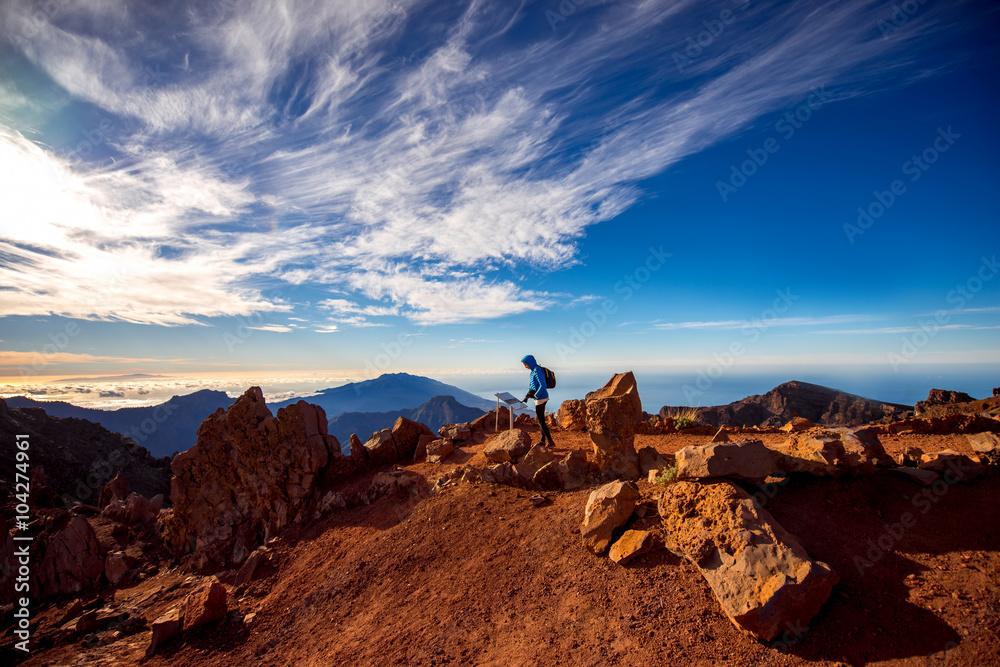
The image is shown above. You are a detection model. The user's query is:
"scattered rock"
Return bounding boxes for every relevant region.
[514,444,556,482]
[438,423,473,442]
[919,450,986,483]
[557,399,588,431]
[98,472,128,509]
[146,608,181,657]
[896,446,924,467]
[105,552,129,586]
[581,481,639,555]
[609,529,656,565]
[391,416,435,461]
[235,547,270,588]
[637,446,669,475]
[481,462,516,486]
[529,494,548,507]
[180,577,228,631]
[585,372,642,479]
[888,467,940,486]
[426,438,455,464]
[470,407,513,434]
[710,427,731,443]
[779,416,815,433]
[532,461,563,490]
[349,433,369,472]
[967,432,1000,463]
[556,450,590,490]
[364,428,399,467]
[776,427,890,475]
[367,470,432,502]
[484,428,531,464]
[676,440,780,482]
[658,480,838,641]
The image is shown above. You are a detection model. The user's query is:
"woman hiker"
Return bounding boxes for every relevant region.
[521,354,555,448]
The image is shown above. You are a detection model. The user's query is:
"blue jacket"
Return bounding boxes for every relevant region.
[521,354,549,401]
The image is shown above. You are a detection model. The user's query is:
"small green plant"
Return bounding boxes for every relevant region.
[654,466,678,486]
[666,407,699,430]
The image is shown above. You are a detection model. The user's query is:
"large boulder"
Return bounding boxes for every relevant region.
[514,445,556,482]
[180,577,228,631]
[557,449,590,490]
[676,440,780,482]
[581,481,639,554]
[775,427,890,475]
[470,407,513,434]
[438,423,473,442]
[658,480,838,641]
[392,416,435,460]
[919,450,986,482]
[484,428,531,464]
[364,428,398,468]
[349,433,369,472]
[585,372,642,479]
[161,387,339,566]
[967,432,1000,464]
[557,399,588,431]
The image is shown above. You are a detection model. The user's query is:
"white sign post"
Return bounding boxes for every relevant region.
[494,392,527,430]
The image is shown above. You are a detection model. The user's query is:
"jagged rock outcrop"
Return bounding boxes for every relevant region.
[915,389,976,415]
[585,372,642,479]
[161,387,348,566]
[659,480,838,641]
[661,381,911,428]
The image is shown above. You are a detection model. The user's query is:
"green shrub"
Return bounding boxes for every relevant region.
[654,466,678,486]
[665,407,699,430]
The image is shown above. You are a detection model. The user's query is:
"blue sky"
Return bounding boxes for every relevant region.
[1,0,998,407]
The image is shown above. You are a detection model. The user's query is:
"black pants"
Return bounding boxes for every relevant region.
[536,401,554,445]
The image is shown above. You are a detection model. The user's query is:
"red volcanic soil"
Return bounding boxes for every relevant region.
[13,429,1000,667]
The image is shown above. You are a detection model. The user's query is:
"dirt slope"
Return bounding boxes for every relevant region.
[12,430,1000,667]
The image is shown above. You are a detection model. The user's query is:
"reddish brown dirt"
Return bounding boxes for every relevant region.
[12,428,1000,667]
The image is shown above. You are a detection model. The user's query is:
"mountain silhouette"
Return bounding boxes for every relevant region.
[328,395,487,451]
[272,372,495,417]
[4,390,234,458]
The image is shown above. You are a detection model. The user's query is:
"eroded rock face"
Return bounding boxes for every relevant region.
[915,389,975,414]
[585,372,642,480]
[676,440,780,482]
[581,481,639,554]
[161,387,344,565]
[557,399,588,431]
[3,511,108,603]
[658,480,838,642]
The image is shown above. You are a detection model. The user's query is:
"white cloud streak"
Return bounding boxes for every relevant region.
[0,0,976,326]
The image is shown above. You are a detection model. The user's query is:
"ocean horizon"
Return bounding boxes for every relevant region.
[3,365,997,414]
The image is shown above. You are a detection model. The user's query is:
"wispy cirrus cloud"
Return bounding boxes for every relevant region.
[0,0,979,327]
[650,314,875,331]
